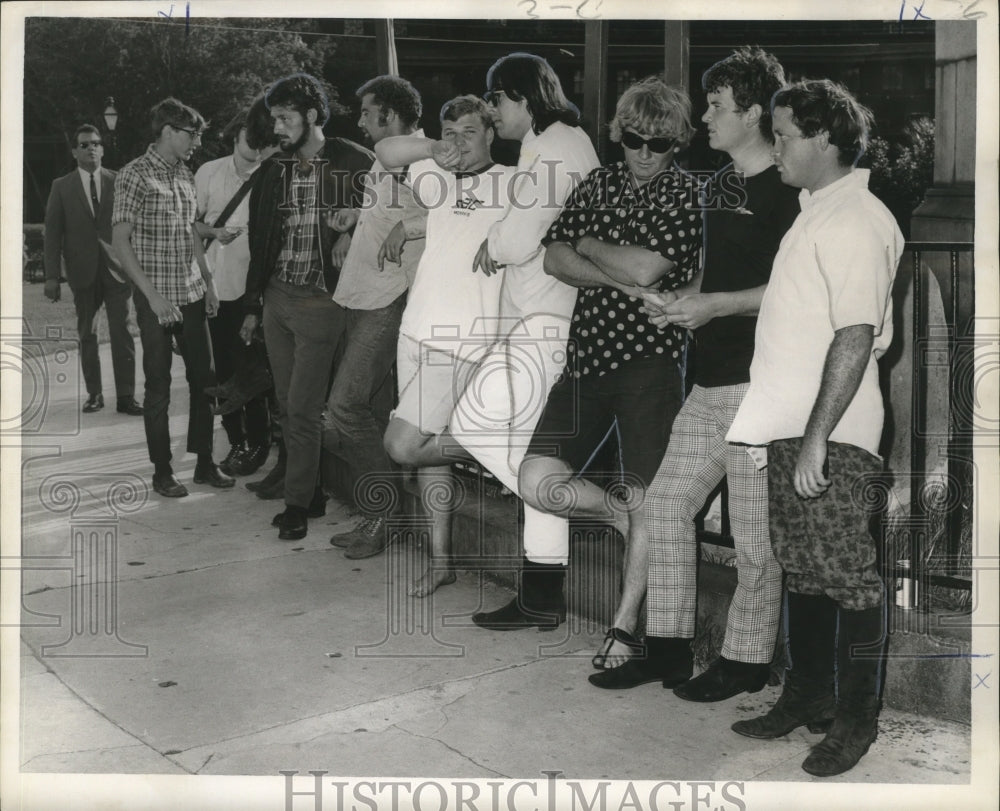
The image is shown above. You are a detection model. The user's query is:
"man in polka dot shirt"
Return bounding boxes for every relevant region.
[515,76,702,668]
[590,48,800,700]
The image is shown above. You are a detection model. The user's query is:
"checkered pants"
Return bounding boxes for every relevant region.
[645,384,782,663]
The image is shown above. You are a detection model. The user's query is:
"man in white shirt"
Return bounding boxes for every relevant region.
[195,109,276,477]
[726,79,904,778]
[375,95,516,595]
[323,76,428,560]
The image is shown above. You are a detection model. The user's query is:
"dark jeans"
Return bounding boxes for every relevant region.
[133,290,215,467]
[72,263,136,398]
[209,296,270,447]
[263,279,344,509]
[527,354,684,488]
[322,293,405,516]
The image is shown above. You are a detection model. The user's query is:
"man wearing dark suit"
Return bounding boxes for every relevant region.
[44,124,141,416]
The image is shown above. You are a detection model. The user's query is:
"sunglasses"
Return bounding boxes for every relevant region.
[483,90,507,106]
[621,131,675,153]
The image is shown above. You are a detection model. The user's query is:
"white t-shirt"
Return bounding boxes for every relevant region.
[194,155,259,301]
[486,121,600,325]
[399,159,515,362]
[727,169,904,456]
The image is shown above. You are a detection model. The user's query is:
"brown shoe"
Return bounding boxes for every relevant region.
[343,516,390,559]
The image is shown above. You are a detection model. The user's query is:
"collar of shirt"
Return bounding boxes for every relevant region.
[144,143,184,173]
[230,152,259,183]
[798,167,870,211]
[77,166,100,196]
[292,141,327,176]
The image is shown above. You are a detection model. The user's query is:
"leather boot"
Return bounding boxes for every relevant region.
[732,592,838,739]
[801,604,886,777]
[247,437,286,499]
[588,635,693,689]
[472,556,566,631]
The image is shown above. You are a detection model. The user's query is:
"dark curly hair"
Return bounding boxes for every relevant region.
[265,73,332,126]
[772,79,875,167]
[244,94,281,151]
[702,46,786,142]
[356,75,422,130]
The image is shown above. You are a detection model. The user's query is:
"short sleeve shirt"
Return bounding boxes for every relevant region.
[194,154,259,301]
[112,144,206,307]
[333,136,428,310]
[543,162,702,378]
[694,164,801,387]
[727,169,904,455]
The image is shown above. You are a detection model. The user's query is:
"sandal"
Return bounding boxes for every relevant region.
[592,627,645,670]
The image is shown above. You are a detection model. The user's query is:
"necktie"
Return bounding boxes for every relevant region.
[89,172,100,217]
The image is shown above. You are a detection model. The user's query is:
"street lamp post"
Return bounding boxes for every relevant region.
[103,96,118,168]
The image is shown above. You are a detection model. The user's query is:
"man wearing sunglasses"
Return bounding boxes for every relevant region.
[593,48,799,701]
[112,97,232,498]
[44,124,141,417]
[510,77,702,665]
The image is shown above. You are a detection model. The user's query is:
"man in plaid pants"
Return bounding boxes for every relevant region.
[590,48,799,695]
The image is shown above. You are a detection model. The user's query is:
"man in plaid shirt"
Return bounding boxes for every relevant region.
[112,97,233,498]
[241,73,373,541]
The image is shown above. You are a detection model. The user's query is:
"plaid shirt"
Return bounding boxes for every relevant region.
[112,144,206,307]
[275,159,326,291]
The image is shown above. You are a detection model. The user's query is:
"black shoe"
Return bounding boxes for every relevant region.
[231,443,269,477]
[307,487,328,519]
[673,657,769,703]
[82,393,104,413]
[193,464,235,489]
[116,396,143,416]
[588,659,664,690]
[219,442,246,476]
[152,472,188,498]
[274,507,307,541]
[472,557,566,631]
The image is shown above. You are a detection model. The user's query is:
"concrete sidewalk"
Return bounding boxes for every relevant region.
[4,342,990,810]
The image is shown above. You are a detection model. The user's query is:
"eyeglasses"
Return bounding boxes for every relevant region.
[621,131,676,154]
[483,90,507,107]
[77,141,103,149]
[172,125,204,139]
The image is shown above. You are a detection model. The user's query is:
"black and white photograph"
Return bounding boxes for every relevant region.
[1,1,997,809]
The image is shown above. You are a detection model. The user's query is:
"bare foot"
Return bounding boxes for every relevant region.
[408,566,457,598]
[600,639,636,670]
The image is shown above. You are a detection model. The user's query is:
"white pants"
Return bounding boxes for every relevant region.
[449,312,571,564]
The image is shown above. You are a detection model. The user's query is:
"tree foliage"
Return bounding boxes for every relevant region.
[24,17,338,166]
[863,116,935,236]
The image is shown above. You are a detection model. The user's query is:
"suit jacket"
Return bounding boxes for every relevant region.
[44,167,116,289]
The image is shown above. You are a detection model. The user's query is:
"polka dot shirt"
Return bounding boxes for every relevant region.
[543,162,702,378]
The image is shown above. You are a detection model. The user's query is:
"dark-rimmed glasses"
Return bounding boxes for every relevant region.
[621,131,675,154]
[172,125,204,139]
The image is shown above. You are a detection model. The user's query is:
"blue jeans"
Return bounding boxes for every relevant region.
[263,279,344,509]
[133,290,215,467]
[322,293,405,515]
